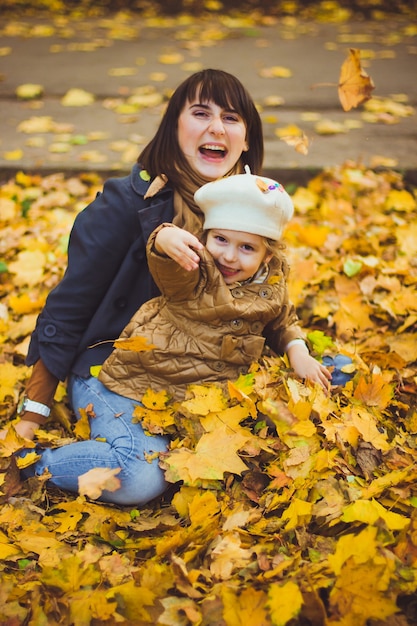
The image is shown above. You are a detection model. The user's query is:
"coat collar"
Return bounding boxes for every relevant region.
[130,163,174,243]
[130,163,172,198]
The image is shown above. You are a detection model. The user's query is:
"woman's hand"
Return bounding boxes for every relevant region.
[287,343,332,392]
[155,225,204,271]
[0,419,38,441]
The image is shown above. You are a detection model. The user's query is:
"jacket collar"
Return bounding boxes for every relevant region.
[130,163,172,199]
[130,163,174,242]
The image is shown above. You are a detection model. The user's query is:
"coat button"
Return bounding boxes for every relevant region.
[114,297,128,309]
[231,288,244,298]
[212,360,225,371]
[44,324,57,337]
[230,318,243,329]
[259,286,273,299]
[251,321,263,333]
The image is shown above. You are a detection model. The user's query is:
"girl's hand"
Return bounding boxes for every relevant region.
[287,343,332,392]
[155,226,204,271]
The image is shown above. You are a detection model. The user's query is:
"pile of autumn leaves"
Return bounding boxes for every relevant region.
[0,163,417,626]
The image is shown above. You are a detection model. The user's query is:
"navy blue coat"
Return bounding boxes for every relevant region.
[26,164,175,381]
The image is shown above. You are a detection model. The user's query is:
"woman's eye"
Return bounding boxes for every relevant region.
[242,245,254,252]
[223,113,240,123]
[194,109,209,118]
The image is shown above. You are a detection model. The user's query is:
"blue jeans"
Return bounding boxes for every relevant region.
[24,376,170,506]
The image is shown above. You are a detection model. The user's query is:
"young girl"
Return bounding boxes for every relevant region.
[99,168,331,402]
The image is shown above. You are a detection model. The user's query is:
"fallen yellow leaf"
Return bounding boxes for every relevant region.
[61,88,95,106]
[16,83,44,100]
[78,467,121,500]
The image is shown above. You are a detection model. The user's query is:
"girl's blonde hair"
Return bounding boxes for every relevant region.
[264,237,286,260]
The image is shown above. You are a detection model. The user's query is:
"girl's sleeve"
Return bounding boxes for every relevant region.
[146,225,203,301]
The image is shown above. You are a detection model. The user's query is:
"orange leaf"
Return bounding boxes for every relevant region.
[338,48,375,111]
[353,374,394,410]
[78,467,121,500]
[73,404,93,440]
[114,336,156,351]
[280,131,310,155]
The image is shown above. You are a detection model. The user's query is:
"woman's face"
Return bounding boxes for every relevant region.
[177,98,248,180]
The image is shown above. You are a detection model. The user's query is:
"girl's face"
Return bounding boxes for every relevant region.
[206,229,272,285]
[177,99,248,180]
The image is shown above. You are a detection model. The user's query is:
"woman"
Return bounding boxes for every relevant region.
[14,69,264,505]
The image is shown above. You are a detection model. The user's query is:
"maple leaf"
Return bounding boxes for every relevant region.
[353,374,394,410]
[0,363,30,403]
[163,424,249,484]
[8,249,47,287]
[222,586,269,626]
[159,596,201,626]
[333,292,374,337]
[228,378,257,418]
[107,578,158,622]
[362,466,417,499]
[41,554,101,593]
[200,404,251,434]
[70,587,119,624]
[338,48,375,112]
[8,292,45,315]
[281,497,313,530]
[268,580,304,626]
[341,499,409,531]
[329,560,398,624]
[181,385,228,416]
[0,424,36,457]
[386,333,417,364]
[73,404,92,440]
[280,131,310,155]
[15,450,41,469]
[78,467,121,500]
[133,404,175,434]
[209,532,254,580]
[114,335,156,351]
[328,525,379,575]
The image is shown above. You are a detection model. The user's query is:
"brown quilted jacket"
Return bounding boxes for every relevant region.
[98,228,305,402]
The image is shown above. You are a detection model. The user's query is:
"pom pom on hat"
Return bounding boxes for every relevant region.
[194,165,294,241]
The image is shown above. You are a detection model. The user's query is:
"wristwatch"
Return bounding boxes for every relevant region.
[17,397,51,418]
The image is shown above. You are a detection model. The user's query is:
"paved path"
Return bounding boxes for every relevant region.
[0,13,416,183]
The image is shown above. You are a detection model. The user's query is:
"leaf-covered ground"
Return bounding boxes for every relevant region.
[0,162,416,625]
[1,0,416,19]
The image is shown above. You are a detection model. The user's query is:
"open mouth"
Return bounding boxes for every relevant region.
[199,144,227,159]
[218,264,238,277]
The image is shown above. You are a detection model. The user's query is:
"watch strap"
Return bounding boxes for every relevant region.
[20,398,51,418]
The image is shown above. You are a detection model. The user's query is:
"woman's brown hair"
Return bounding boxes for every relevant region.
[138,69,264,188]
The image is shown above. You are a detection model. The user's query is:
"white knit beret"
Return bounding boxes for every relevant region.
[194,166,294,241]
